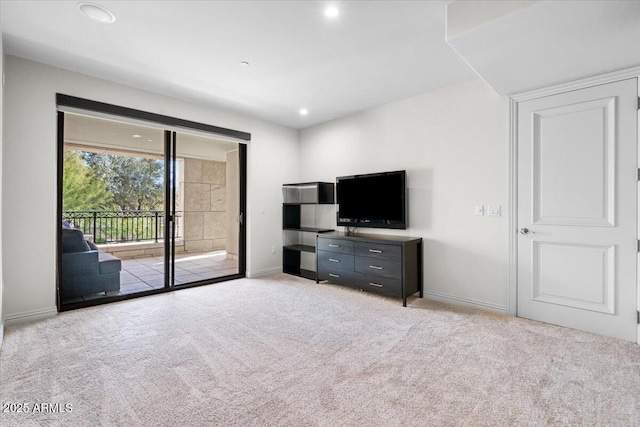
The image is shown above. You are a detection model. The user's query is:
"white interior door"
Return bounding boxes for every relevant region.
[517,78,638,341]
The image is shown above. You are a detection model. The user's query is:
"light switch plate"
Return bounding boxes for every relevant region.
[475,205,484,216]
[487,205,502,216]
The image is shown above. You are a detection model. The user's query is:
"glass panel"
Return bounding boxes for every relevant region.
[173,131,240,285]
[61,113,166,304]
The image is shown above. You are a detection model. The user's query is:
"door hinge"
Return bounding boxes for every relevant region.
[637,97,640,110]
[637,310,640,324]
[637,240,640,252]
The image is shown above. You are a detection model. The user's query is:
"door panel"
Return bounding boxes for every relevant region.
[532,97,616,226]
[226,150,240,259]
[517,78,638,341]
[60,112,168,305]
[171,131,242,286]
[532,241,615,314]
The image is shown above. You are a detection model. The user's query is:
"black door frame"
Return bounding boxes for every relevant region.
[56,95,250,312]
[164,130,175,289]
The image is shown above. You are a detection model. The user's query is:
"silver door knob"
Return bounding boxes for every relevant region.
[520,228,535,235]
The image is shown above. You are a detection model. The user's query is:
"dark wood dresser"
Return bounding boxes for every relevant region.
[316,232,423,306]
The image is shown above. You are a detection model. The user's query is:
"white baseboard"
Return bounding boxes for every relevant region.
[246,266,282,279]
[424,290,507,315]
[4,307,57,327]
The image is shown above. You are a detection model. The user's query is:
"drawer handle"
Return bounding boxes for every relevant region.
[369,282,383,288]
[329,244,340,248]
[329,273,340,278]
[369,249,383,253]
[369,265,383,270]
[329,258,340,262]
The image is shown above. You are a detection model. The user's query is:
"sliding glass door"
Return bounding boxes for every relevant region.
[60,113,168,303]
[166,131,242,288]
[57,98,248,310]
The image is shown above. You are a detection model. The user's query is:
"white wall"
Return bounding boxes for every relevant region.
[299,79,509,311]
[2,56,298,322]
[0,31,5,344]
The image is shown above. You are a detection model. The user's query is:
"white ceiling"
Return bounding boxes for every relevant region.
[64,112,239,162]
[446,0,640,96]
[0,0,476,129]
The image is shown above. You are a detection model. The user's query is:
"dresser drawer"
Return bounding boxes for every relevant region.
[355,256,402,279]
[318,250,355,270]
[355,273,402,297]
[318,238,354,254]
[318,266,355,287]
[355,241,401,261]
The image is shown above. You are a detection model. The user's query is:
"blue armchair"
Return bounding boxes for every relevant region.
[61,229,121,299]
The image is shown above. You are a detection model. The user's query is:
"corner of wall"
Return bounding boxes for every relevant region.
[1,56,301,321]
[297,79,510,312]
[0,29,5,347]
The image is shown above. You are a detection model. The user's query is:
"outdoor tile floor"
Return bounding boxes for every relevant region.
[65,250,239,303]
[120,250,239,294]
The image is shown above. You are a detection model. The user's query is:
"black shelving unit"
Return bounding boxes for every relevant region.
[282,182,335,280]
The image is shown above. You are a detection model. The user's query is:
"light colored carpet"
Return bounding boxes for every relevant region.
[1,273,639,426]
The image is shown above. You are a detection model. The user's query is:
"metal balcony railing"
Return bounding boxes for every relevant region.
[62,210,182,244]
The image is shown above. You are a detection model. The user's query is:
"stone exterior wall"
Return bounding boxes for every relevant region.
[99,240,185,260]
[181,158,226,252]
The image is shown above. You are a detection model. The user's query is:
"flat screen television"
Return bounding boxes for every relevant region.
[336,170,407,229]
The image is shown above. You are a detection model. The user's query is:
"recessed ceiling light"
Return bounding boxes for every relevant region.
[240,61,250,67]
[324,6,340,18]
[77,2,116,24]
[299,108,309,116]
[132,134,142,138]
[147,139,153,142]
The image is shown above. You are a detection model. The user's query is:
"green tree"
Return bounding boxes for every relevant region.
[63,151,113,211]
[83,153,164,211]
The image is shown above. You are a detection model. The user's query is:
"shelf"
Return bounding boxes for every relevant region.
[284,227,334,233]
[283,202,334,205]
[283,268,317,281]
[282,181,335,281]
[283,244,316,253]
[282,182,335,204]
[283,181,329,186]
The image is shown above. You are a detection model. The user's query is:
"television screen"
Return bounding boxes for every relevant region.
[336,170,407,229]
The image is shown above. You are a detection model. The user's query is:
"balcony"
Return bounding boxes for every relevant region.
[61,210,238,302]
[63,210,182,245]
